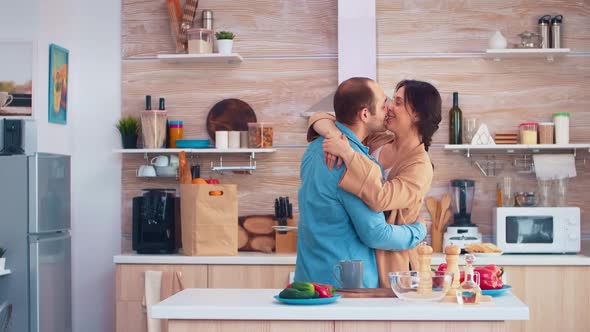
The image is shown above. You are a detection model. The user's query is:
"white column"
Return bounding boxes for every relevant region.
[337,0,376,83]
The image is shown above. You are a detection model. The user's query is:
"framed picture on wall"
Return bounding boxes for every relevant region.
[0,41,33,116]
[48,43,69,124]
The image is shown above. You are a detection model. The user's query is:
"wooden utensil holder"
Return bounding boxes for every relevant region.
[431,228,444,253]
[275,218,297,253]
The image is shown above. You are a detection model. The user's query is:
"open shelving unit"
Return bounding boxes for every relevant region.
[485,48,570,62]
[444,144,590,157]
[115,148,276,174]
[156,53,243,64]
[443,144,590,176]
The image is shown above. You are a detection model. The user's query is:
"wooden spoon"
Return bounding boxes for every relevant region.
[438,193,452,229]
[440,193,451,213]
[441,209,453,229]
[425,197,439,230]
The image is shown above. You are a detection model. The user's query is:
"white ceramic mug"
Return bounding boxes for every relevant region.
[169,155,179,167]
[215,131,229,149]
[0,92,13,108]
[138,165,157,177]
[228,131,240,148]
[150,155,169,167]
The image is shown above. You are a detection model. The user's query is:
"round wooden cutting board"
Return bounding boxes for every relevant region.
[206,99,257,142]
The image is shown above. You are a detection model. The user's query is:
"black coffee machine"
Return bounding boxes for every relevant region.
[132,188,180,254]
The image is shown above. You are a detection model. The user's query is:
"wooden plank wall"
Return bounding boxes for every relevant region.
[121,0,337,251]
[375,0,590,239]
[121,0,590,251]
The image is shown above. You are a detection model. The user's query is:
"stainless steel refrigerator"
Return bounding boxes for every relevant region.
[0,153,71,332]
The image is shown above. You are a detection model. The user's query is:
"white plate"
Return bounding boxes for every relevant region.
[470,252,503,257]
[272,226,298,232]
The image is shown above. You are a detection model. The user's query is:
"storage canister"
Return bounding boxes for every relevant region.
[550,15,563,49]
[538,122,554,144]
[187,28,213,54]
[168,120,184,148]
[519,122,538,145]
[247,122,274,148]
[553,112,570,144]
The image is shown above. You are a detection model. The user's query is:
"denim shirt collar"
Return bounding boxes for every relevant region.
[335,121,369,154]
[335,121,383,177]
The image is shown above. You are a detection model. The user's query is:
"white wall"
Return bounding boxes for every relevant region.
[67,1,122,331]
[2,0,122,331]
[34,0,76,155]
[0,0,38,40]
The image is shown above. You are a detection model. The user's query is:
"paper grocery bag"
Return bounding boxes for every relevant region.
[180,184,238,256]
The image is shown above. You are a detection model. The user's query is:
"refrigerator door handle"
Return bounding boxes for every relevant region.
[28,232,71,243]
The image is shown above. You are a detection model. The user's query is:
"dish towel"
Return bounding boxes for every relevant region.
[144,271,163,332]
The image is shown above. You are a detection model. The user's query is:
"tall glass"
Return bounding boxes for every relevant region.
[555,177,568,206]
[502,177,513,207]
[537,179,552,207]
[464,118,477,144]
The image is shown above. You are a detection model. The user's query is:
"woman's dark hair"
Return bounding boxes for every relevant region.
[333,77,377,126]
[395,80,442,151]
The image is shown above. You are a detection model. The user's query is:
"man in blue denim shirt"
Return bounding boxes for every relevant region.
[295,77,427,288]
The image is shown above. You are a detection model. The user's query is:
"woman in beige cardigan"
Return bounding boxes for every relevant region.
[308,80,442,288]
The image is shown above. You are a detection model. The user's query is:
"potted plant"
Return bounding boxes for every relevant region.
[215,31,235,55]
[116,116,140,149]
[0,248,6,271]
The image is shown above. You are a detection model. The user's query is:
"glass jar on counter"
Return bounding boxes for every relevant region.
[247,122,274,148]
[187,28,213,54]
[168,120,183,148]
[519,122,538,144]
[538,122,554,144]
[553,112,570,144]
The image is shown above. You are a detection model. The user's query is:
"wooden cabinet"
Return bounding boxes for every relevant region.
[503,266,590,332]
[116,264,208,332]
[208,265,295,288]
[116,264,590,332]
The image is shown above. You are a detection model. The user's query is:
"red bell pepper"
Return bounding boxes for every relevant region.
[206,178,220,184]
[437,263,503,290]
[311,283,335,298]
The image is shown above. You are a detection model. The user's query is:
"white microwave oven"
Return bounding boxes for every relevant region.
[493,207,580,254]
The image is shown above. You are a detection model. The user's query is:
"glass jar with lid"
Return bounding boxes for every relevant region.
[538,122,555,144]
[519,122,538,145]
[187,28,213,54]
[553,112,570,144]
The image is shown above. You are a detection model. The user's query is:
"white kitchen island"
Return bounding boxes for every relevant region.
[152,288,529,332]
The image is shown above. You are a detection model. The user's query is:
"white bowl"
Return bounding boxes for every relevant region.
[155,166,178,177]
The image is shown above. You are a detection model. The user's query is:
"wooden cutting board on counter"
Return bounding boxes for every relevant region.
[335,288,396,298]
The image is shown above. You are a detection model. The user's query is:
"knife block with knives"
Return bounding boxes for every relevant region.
[274,196,297,254]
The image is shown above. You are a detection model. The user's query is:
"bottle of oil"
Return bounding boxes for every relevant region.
[449,92,463,144]
[456,254,481,304]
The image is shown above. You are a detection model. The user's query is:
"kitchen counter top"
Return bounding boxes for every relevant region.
[151,288,529,321]
[114,251,590,266]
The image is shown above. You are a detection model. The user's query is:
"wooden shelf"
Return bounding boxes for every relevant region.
[444,144,590,154]
[114,148,275,154]
[485,48,570,61]
[156,53,243,64]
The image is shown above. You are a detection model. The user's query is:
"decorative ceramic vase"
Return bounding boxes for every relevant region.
[217,39,234,55]
[488,30,508,49]
[121,134,138,149]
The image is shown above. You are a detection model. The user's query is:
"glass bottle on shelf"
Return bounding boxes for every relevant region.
[449,92,463,144]
[456,253,481,304]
